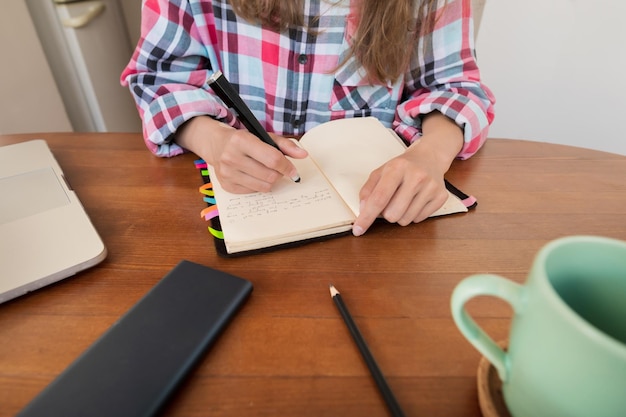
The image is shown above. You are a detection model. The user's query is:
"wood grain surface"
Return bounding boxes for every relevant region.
[1,133,625,417]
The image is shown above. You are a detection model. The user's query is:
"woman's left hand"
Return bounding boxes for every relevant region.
[352,112,464,236]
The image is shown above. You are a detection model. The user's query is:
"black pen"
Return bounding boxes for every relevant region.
[207,70,300,182]
[329,285,406,417]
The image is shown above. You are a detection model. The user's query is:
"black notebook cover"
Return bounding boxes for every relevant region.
[18,260,253,417]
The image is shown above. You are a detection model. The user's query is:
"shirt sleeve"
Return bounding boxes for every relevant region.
[393,0,496,159]
[120,0,235,157]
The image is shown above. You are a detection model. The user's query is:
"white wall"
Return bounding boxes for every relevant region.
[476,0,626,156]
[1,0,141,135]
[0,1,71,134]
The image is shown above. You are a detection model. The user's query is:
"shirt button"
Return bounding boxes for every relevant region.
[298,54,308,64]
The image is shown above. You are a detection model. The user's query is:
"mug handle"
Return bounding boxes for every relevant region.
[450,274,524,382]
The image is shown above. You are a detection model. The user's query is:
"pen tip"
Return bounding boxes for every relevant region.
[293,175,301,183]
[329,284,339,298]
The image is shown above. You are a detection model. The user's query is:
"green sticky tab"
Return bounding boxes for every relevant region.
[208,227,224,239]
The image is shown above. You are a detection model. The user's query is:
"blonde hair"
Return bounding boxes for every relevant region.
[228,0,441,84]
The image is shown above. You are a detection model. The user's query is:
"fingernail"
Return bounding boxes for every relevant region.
[352,225,364,237]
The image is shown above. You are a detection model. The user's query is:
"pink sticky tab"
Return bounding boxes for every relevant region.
[200,206,219,220]
[194,159,208,169]
[462,195,477,208]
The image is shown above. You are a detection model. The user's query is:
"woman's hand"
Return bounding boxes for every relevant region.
[176,116,308,193]
[352,112,464,236]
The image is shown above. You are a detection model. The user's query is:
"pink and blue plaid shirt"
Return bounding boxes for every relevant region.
[121,0,495,158]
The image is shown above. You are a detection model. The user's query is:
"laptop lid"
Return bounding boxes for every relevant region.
[0,140,107,304]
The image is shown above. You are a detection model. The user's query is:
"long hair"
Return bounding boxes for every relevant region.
[228,0,441,84]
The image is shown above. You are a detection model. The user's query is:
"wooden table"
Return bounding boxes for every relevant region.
[1,133,625,417]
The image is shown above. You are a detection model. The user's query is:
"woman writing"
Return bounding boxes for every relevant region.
[121,0,495,236]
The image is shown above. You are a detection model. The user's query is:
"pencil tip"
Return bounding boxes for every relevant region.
[329,284,339,297]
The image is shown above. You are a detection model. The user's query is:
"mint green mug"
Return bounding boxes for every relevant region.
[451,236,626,417]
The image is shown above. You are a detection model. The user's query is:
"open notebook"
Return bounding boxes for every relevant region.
[0,140,107,304]
[195,117,477,257]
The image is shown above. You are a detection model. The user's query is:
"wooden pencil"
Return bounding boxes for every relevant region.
[329,284,406,417]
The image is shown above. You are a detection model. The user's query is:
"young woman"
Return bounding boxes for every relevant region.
[121,0,495,236]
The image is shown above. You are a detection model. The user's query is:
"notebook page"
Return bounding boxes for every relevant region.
[299,117,406,215]
[300,117,468,217]
[207,150,355,251]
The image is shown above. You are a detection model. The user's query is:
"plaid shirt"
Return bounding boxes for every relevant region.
[121,0,495,158]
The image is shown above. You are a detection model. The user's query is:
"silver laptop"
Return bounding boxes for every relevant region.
[0,140,107,304]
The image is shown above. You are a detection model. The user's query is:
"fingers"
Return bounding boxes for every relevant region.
[272,135,308,183]
[392,184,448,225]
[352,168,396,236]
[273,135,308,159]
[215,150,280,193]
[217,131,305,193]
[352,160,448,236]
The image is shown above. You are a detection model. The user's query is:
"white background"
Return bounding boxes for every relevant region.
[476,0,626,155]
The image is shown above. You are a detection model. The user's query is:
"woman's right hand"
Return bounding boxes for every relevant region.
[176,116,307,193]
